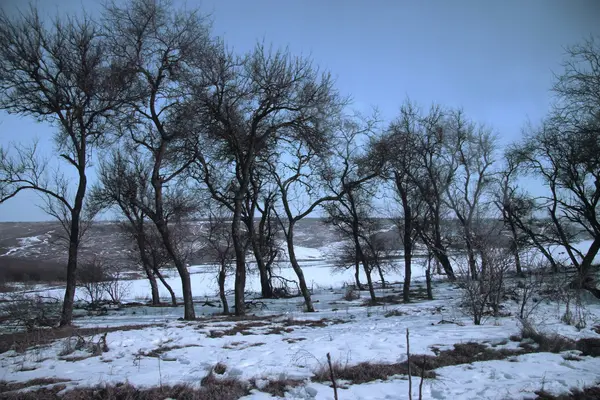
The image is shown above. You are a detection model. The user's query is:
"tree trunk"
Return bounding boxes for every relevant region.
[136,235,161,305]
[578,236,600,286]
[508,220,523,276]
[156,222,195,319]
[218,266,229,315]
[465,239,478,280]
[154,269,177,306]
[363,262,376,302]
[426,268,433,300]
[232,199,247,316]
[377,265,386,289]
[354,259,362,290]
[143,263,160,305]
[251,237,273,298]
[397,173,413,303]
[433,247,456,281]
[59,168,86,327]
[286,224,314,312]
[402,231,413,303]
[60,239,79,326]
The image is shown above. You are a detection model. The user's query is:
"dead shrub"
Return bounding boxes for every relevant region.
[384,309,406,318]
[213,362,227,374]
[576,338,600,357]
[1,292,61,331]
[251,378,304,397]
[343,286,360,301]
[519,320,576,353]
[535,385,600,399]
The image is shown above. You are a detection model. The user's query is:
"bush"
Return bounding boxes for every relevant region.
[343,286,360,301]
[519,319,576,353]
[0,292,61,331]
[457,246,512,325]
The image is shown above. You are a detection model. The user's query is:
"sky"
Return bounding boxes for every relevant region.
[0,0,599,222]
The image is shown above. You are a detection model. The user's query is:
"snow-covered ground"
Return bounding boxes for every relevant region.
[1,242,600,399]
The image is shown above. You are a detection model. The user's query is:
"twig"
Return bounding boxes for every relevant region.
[327,353,339,400]
[419,354,426,400]
[407,328,412,400]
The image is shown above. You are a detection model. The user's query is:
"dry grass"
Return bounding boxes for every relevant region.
[140,344,201,358]
[313,360,436,384]
[0,324,162,354]
[205,318,346,338]
[519,321,577,353]
[0,378,70,393]
[535,385,600,399]
[250,378,304,397]
[414,342,522,370]
[313,341,527,385]
[575,338,600,357]
[1,378,250,400]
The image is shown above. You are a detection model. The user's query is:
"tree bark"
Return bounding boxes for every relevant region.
[59,166,86,327]
[156,221,195,319]
[286,223,314,312]
[363,261,376,302]
[579,236,600,284]
[218,266,229,315]
[154,269,177,306]
[507,219,523,276]
[465,238,478,281]
[232,198,247,316]
[143,263,160,305]
[377,265,386,289]
[354,260,362,290]
[250,235,273,298]
[433,246,456,281]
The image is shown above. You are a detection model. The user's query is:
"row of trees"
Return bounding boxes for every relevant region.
[1,0,598,325]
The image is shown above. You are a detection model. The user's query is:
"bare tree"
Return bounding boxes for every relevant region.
[0,7,133,325]
[204,208,236,315]
[91,150,177,306]
[387,103,457,281]
[270,116,383,311]
[443,111,497,280]
[324,185,381,302]
[102,0,216,319]
[192,44,345,315]
[379,101,429,302]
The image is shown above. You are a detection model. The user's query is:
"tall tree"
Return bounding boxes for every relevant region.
[192,44,344,315]
[512,37,600,293]
[0,8,133,325]
[442,111,497,280]
[270,116,383,311]
[379,101,428,301]
[102,0,215,319]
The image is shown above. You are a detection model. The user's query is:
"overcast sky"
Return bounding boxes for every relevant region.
[1,0,599,222]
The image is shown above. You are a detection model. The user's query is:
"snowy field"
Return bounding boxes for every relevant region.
[1,242,599,399]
